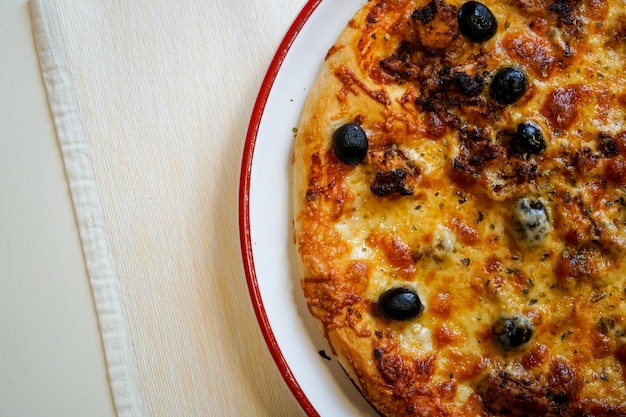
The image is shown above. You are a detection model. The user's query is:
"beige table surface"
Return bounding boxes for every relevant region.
[0,1,117,416]
[0,0,308,415]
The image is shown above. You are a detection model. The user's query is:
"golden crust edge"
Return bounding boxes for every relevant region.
[291,5,393,414]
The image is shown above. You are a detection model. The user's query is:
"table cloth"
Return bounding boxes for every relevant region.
[29,0,308,415]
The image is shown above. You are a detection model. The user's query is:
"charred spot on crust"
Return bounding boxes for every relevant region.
[452,71,485,96]
[548,0,576,25]
[380,41,420,81]
[412,1,436,25]
[478,361,583,416]
[436,65,486,97]
[414,65,485,127]
[478,367,550,416]
[371,168,414,196]
[368,146,420,197]
[450,126,505,181]
[450,125,545,196]
[379,23,494,132]
[599,133,620,157]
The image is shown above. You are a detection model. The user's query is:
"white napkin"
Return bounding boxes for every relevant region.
[29,0,307,415]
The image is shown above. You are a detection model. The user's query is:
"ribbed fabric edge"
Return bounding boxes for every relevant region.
[28,2,152,416]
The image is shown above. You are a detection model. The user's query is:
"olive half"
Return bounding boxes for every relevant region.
[512,197,550,245]
[332,123,368,165]
[493,315,534,350]
[378,287,424,321]
[510,122,546,155]
[489,67,527,105]
[458,1,498,43]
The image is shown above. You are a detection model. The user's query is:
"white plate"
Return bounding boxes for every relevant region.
[239,0,382,415]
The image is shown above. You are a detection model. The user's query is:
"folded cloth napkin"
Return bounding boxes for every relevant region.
[29,0,307,415]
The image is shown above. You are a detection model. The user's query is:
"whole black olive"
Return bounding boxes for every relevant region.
[458,1,498,42]
[510,122,546,155]
[489,67,527,105]
[492,315,534,350]
[378,287,424,321]
[332,123,368,165]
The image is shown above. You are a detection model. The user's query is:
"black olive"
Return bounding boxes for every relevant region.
[458,1,498,42]
[493,315,534,350]
[512,197,550,245]
[378,287,423,321]
[489,67,527,105]
[510,122,546,155]
[332,123,368,165]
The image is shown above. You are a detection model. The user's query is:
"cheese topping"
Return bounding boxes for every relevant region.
[294,0,626,415]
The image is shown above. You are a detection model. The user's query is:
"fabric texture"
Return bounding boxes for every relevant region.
[29,0,307,415]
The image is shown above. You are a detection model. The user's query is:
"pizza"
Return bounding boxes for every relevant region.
[292,0,626,416]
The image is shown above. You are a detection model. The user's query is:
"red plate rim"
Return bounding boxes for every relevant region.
[238,1,323,416]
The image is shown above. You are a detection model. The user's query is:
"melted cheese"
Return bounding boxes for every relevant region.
[294,0,626,415]
[399,323,433,354]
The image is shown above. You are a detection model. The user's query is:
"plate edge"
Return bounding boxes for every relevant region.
[238,1,324,416]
